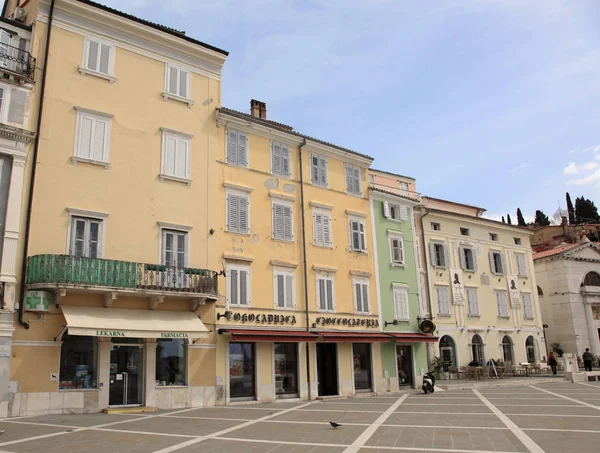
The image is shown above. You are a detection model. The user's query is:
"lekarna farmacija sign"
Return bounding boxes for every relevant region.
[24,290,52,312]
[93,330,189,338]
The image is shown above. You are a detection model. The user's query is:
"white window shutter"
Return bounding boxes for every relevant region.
[442,244,448,267]
[499,254,505,274]
[276,274,284,308]
[320,157,327,186]
[273,204,283,238]
[429,243,437,267]
[227,195,238,232]
[99,44,110,74]
[351,221,360,250]
[362,284,369,312]
[401,291,409,319]
[314,213,323,245]
[354,283,361,312]
[164,136,176,176]
[238,134,248,166]
[272,142,281,174]
[311,155,319,184]
[489,251,495,274]
[318,279,325,310]
[168,66,178,95]
[472,250,478,272]
[238,197,248,233]
[92,119,106,161]
[87,40,99,71]
[8,89,27,125]
[345,165,353,193]
[227,130,238,164]
[282,146,290,176]
[400,205,408,221]
[283,205,292,240]
[459,247,466,270]
[326,279,334,310]
[383,201,390,218]
[78,116,93,158]
[353,167,361,194]
[398,240,404,263]
[175,139,188,178]
[179,70,188,98]
[285,275,293,307]
[359,222,366,251]
[239,270,248,305]
[324,215,332,246]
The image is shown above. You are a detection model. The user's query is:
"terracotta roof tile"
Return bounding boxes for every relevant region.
[533,243,580,260]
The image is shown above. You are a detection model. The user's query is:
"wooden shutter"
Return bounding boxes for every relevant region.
[488,251,496,274]
[319,157,327,186]
[227,130,238,164]
[442,244,448,267]
[92,118,106,161]
[397,290,408,319]
[164,135,177,176]
[361,284,369,312]
[162,230,174,266]
[472,249,478,272]
[459,247,466,270]
[353,167,361,194]
[87,40,99,71]
[318,279,326,310]
[345,165,353,193]
[311,155,319,184]
[326,279,333,310]
[355,283,362,312]
[272,142,282,174]
[383,201,390,218]
[281,146,290,176]
[285,274,293,307]
[273,204,284,239]
[238,133,248,166]
[71,218,87,257]
[400,205,408,221]
[178,70,188,98]
[359,222,366,251]
[276,274,285,308]
[78,116,93,158]
[175,138,188,178]
[429,243,437,266]
[323,214,332,246]
[168,66,178,94]
[228,194,238,232]
[350,221,360,250]
[238,196,249,233]
[468,289,478,315]
[437,287,449,314]
[517,255,527,276]
[229,269,238,305]
[523,294,532,317]
[283,206,292,240]
[239,269,248,305]
[314,213,323,245]
[99,44,111,74]
[497,292,507,316]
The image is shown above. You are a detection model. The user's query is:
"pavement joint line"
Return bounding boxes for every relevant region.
[149,400,316,453]
[524,427,600,434]
[0,420,81,429]
[578,382,600,389]
[472,389,545,453]
[341,393,409,453]
[162,415,254,422]
[394,411,495,415]
[380,424,508,430]
[90,427,197,438]
[297,409,385,413]
[503,413,600,418]
[263,419,370,426]
[400,403,485,406]
[493,404,583,407]
[216,436,349,448]
[529,385,600,411]
[360,446,520,453]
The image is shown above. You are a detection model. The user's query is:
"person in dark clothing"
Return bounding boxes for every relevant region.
[583,348,593,372]
[547,352,558,375]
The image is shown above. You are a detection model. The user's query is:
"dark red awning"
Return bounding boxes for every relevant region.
[225,329,319,343]
[315,332,391,343]
[386,332,438,343]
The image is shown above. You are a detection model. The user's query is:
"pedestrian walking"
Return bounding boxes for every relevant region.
[547,352,558,375]
[582,348,593,372]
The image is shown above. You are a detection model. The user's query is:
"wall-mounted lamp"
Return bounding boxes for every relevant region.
[384,320,399,327]
[217,310,232,321]
[209,228,215,235]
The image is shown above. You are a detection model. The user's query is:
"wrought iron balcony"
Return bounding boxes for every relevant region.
[26,255,218,299]
[0,43,35,82]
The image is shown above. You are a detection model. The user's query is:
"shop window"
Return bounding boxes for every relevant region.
[59,333,98,389]
[156,339,186,386]
[274,343,298,397]
[229,342,256,399]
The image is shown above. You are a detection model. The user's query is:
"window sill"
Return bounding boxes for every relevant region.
[314,244,333,249]
[161,92,194,108]
[394,318,410,323]
[350,250,368,255]
[156,385,189,389]
[312,182,329,189]
[159,173,192,186]
[226,161,249,169]
[59,388,99,392]
[225,231,251,236]
[78,66,116,84]
[468,314,481,318]
[355,312,371,316]
[523,316,534,320]
[275,306,295,310]
[317,309,336,313]
[272,237,294,244]
[463,269,476,273]
[497,316,510,319]
[437,313,452,317]
[391,263,406,268]
[71,156,110,170]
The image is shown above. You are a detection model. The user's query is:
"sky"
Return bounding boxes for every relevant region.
[101,0,600,222]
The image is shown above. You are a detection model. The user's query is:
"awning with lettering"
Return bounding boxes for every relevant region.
[315,332,391,343]
[60,305,209,339]
[386,332,438,343]
[222,329,319,343]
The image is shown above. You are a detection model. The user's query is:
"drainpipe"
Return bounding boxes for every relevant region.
[17,0,57,329]
[298,138,312,398]
[419,208,434,368]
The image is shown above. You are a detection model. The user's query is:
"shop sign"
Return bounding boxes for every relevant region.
[160,333,187,338]
[95,330,125,337]
[229,312,297,325]
[314,316,379,328]
[24,291,52,312]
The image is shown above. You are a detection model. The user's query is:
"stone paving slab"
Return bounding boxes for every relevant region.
[272,410,380,424]
[180,439,346,453]
[506,414,600,431]
[384,412,505,427]
[396,404,492,413]
[3,413,144,427]
[497,405,600,415]
[309,402,387,412]
[163,407,279,419]
[105,416,245,436]
[526,430,600,453]
[0,422,69,444]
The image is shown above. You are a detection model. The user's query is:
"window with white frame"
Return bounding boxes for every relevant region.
[349,218,367,252]
[271,141,290,177]
[436,286,450,315]
[226,129,248,167]
[311,154,327,187]
[228,265,250,306]
[516,254,527,277]
[74,108,111,164]
[489,251,505,275]
[313,208,332,247]
[383,201,408,221]
[466,287,479,316]
[165,64,190,99]
[389,233,404,265]
[459,246,476,271]
[161,130,190,180]
[316,274,334,311]
[70,217,102,258]
[523,293,533,318]
[272,201,293,241]
[496,291,509,317]
[430,242,448,267]
[161,229,187,268]
[0,84,28,127]
[399,182,409,196]
[83,37,114,76]
[227,190,249,234]
[274,269,295,309]
[393,286,409,320]
[353,280,370,314]
[345,164,361,195]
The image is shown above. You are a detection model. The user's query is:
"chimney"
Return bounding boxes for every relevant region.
[250,99,266,119]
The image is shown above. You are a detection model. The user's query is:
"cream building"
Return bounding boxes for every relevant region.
[418,197,544,370]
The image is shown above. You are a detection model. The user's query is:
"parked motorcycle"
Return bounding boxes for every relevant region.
[422,371,436,394]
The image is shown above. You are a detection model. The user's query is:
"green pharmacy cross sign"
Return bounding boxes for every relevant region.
[24,291,51,312]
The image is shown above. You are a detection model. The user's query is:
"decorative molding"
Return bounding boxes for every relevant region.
[67,207,109,219]
[73,105,115,119]
[157,221,193,232]
[223,252,255,263]
[223,182,253,193]
[78,66,117,83]
[0,124,36,143]
[150,296,164,310]
[350,269,372,277]
[269,191,295,201]
[104,292,117,307]
[161,92,194,108]
[270,259,298,269]
[309,201,334,211]
[159,173,192,186]
[13,340,62,347]
[345,209,368,219]
[312,264,337,273]
[71,156,111,170]
[386,229,404,236]
[188,343,217,349]
[160,127,194,139]
[12,156,26,167]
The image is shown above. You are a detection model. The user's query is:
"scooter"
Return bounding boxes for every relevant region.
[422,371,436,394]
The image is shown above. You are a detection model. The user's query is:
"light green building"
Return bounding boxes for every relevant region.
[369,170,433,389]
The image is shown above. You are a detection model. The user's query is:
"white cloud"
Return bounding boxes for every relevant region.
[511,162,531,173]
[567,169,600,187]
[563,161,599,175]
[568,144,600,155]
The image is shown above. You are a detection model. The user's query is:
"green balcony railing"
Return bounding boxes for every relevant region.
[26,255,218,296]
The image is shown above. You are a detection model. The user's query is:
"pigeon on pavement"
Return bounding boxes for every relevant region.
[329,421,341,428]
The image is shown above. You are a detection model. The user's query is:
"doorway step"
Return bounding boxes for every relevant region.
[103,406,157,414]
[316,395,346,401]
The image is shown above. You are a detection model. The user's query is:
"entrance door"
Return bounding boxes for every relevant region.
[109,345,144,406]
[274,343,298,398]
[396,345,414,386]
[317,343,338,396]
[353,343,372,391]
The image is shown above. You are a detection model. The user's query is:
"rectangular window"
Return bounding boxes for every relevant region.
[75,110,111,163]
[393,287,409,320]
[161,131,190,180]
[399,182,409,196]
[59,334,97,389]
[317,275,334,311]
[349,219,367,252]
[516,254,527,277]
[84,38,113,75]
[489,251,505,275]
[313,209,332,247]
[274,270,294,309]
[514,237,522,245]
[70,217,102,258]
[228,265,250,306]
[165,64,190,99]
[311,154,327,187]
[354,281,370,314]
[345,164,361,195]
[226,129,248,167]
[227,192,249,234]
[523,294,533,318]
[430,242,448,267]
[156,339,186,386]
[271,141,290,177]
[460,228,470,236]
[436,286,450,315]
[383,201,408,221]
[161,230,187,268]
[0,85,28,127]
[431,222,441,231]
[273,202,293,241]
[389,235,404,264]
[459,247,476,271]
[466,288,479,315]
[489,233,498,241]
[496,291,509,317]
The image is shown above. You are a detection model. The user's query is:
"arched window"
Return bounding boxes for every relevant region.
[537,286,543,296]
[583,272,600,287]
[59,333,98,389]
[502,336,514,364]
[471,334,485,366]
[525,336,536,363]
[439,335,456,371]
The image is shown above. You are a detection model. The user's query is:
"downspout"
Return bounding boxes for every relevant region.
[18,0,56,329]
[298,138,312,398]
[419,208,434,368]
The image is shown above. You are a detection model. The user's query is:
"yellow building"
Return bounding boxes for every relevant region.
[215,103,385,403]
[5,0,227,415]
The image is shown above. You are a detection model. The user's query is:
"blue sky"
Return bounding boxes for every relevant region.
[102,0,600,222]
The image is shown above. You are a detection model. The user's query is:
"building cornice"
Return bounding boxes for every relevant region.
[0,125,36,143]
[370,188,420,206]
[425,209,534,236]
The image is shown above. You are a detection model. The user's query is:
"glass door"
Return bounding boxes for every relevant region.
[274,343,298,398]
[353,343,372,391]
[229,343,256,400]
[109,345,144,406]
[396,345,414,386]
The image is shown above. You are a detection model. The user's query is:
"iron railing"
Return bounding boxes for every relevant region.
[0,43,35,81]
[26,255,218,296]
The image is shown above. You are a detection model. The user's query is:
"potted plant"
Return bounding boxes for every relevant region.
[431,356,445,379]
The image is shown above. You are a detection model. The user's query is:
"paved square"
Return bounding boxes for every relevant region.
[0,381,598,453]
